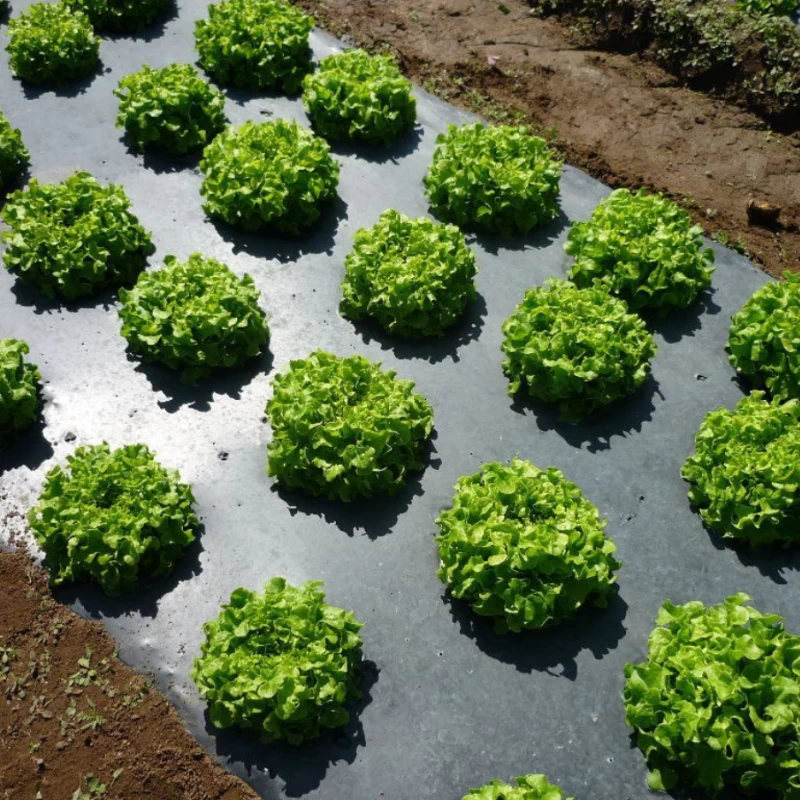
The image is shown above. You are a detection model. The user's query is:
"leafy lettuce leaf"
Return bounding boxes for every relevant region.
[462,775,575,800]
[565,188,714,313]
[0,110,29,194]
[437,459,620,633]
[191,577,364,745]
[118,252,269,381]
[624,594,800,797]
[0,338,41,441]
[195,0,313,93]
[114,63,227,154]
[423,122,562,236]
[681,391,800,546]
[340,209,478,338]
[28,443,198,595]
[728,272,800,402]
[6,2,100,85]
[199,119,340,234]
[501,279,657,421]
[2,172,154,299]
[65,0,171,32]
[266,350,433,501]
[302,49,416,144]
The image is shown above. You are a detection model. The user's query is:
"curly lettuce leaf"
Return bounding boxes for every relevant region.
[682,391,800,545]
[565,188,714,313]
[199,119,339,234]
[302,49,416,144]
[624,594,800,797]
[195,0,313,93]
[114,63,227,154]
[340,209,478,337]
[728,272,800,402]
[191,577,363,745]
[266,350,433,501]
[118,253,269,381]
[424,122,562,236]
[501,279,657,421]
[462,775,575,800]
[0,111,30,194]
[0,339,41,441]
[6,2,100,85]
[65,0,171,32]
[437,459,620,632]
[28,443,198,594]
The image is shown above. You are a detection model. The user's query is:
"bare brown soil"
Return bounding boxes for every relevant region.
[297,0,800,278]
[0,550,257,800]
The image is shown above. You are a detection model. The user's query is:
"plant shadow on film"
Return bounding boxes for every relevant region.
[328,124,424,165]
[444,590,628,680]
[53,527,205,620]
[272,435,441,539]
[473,207,570,257]
[705,524,800,586]
[103,4,178,43]
[207,658,379,798]
[10,280,119,315]
[21,63,108,101]
[647,288,722,345]
[0,415,54,473]
[350,293,487,365]
[129,347,274,413]
[210,195,349,264]
[122,137,203,176]
[510,374,662,454]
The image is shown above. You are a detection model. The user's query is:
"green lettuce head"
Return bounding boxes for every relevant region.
[501,279,657,421]
[191,578,364,744]
[28,443,198,594]
[728,272,800,402]
[682,391,800,546]
[565,188,714,313]
[437,459,620,632]
[624,594,800,796]
[424,122,562,236]
[266,350,433,501]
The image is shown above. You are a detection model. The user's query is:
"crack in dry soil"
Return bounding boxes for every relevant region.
[296,0,800,278]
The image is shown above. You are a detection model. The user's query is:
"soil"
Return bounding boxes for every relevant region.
[295,0,800,279]
[0,550,258,800]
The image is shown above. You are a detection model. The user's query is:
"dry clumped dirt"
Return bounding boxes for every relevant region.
[0,550,257,800]
[297,0,800,279]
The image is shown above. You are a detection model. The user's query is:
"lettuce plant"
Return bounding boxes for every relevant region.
[65,0,171,32]
[423,123,562,236]
[624,594,800,796]
[0,111,30,194]
[6,3,100,85]
[114,64,226,154]
[28,443,198,594]
[118,253,269,381]
[195,0,313,93]
[266,350,433,501]
[462,775,574,800]
[302,49,416,144]
[0,339,41,439]
[738,0,796,16]
[2,172,154,299]
[191,577,363,744]
[200,119,339,234]
[340,209,478,338]
[681,391,800,546]
[566,188,715,313]
[728,273,800,402]
[501,279,657,421]
[437,459,620,633]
